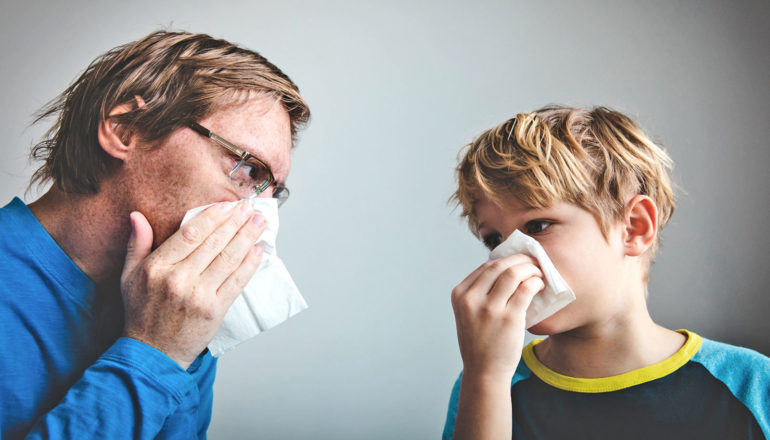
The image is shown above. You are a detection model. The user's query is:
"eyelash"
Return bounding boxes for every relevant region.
[480,220,554,251]
[524,219,553,235]
[482,233,502,251]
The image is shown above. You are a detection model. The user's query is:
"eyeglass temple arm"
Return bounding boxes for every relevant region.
[189,122,211,137]
[189,122,248,159]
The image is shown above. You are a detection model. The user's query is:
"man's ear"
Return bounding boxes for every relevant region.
[623,195,658,257]
[97,95,146,161]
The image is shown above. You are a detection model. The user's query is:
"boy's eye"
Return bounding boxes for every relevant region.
[524,220,552,235]
[482,233,503,251]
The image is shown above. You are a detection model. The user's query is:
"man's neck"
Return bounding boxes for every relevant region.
[533,295,686,378]
[28,186,130,287]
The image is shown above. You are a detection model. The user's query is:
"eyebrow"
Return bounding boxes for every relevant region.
[236,135,290,183]
[510,205,537,213]
[243,144,275,170]
[476,206,540,233]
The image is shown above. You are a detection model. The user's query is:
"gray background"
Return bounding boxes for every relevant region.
[2,0,768,438]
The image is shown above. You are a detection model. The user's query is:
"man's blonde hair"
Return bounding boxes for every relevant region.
[453,106,675,254]
[31,30,310,194]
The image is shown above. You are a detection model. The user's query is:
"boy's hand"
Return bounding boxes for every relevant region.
[451,254,545,440]
[451,254,544,382]
[120,201,266,370]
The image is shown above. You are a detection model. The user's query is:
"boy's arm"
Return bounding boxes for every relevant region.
[24,338,196,439]
[454,373,514,439]
[450,255,544,440]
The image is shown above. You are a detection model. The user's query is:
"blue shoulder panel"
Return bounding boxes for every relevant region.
[691,337,770,438]
[442,372,462,440]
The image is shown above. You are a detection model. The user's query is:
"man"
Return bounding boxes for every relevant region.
[0,30,310,438]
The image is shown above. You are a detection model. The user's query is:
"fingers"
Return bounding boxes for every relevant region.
[459,255,539,305]
[507,277,545,316]
[179,201,258,274]
[153,202,233,265]
[200,213,267,290]
[453,254,537,299]
[453,263,492,294]
[217,244,265,309]
[486,263,542,310]
[123,211,154,278]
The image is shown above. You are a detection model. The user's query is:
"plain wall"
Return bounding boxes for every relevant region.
[1,1,768,438]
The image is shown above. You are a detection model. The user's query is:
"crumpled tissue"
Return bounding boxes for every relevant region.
[181,198,308,357]
[488,230,575,328]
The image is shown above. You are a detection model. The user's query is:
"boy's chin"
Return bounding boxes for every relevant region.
[526,301,583,335]
[527,313,570,336]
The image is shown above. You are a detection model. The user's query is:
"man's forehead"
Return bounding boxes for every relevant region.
[205,96,292,180]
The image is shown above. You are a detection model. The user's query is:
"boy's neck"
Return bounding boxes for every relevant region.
[533,305,686,379]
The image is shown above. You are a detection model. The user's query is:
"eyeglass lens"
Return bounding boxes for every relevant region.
[230,159,272,196]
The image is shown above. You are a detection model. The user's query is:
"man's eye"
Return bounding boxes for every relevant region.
[482,233,503,251]
[244,160,271,183]
[524,220,552,235]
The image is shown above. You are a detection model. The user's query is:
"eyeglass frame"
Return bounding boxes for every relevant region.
[189,121,289,206]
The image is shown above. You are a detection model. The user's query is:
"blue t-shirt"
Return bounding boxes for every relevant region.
[443,330,770,439]
[0,197,217,439]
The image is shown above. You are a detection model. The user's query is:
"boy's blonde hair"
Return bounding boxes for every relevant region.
[453,106,675,255]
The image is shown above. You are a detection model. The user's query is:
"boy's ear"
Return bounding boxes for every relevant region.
[622,195,658,257]
[97,95,146,161]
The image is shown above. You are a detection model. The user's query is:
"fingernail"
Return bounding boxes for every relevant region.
[251,214,265,227]
[240,201,252,215]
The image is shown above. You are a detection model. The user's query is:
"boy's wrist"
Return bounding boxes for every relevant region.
[461,367,516,389]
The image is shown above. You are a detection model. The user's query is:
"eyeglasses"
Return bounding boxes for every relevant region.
[189,122,289,207]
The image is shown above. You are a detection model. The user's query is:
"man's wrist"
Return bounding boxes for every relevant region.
[101,338,196,396]
[122,331,197,370]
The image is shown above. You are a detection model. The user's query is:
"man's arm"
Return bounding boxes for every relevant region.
[25,338,196,439]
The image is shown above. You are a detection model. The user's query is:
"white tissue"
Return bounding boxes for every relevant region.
[181,198,308,357]
[488,230,575,328]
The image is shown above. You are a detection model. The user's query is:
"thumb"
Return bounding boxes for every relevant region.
[124,211,154,274]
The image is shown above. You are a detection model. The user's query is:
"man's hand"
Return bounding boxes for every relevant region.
[120,201,266,369]
[451,254,544,440]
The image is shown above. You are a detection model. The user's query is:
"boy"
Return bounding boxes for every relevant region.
[443,106,769,439]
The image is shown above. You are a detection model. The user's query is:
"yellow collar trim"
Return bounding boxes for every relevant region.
[521,329,702,393]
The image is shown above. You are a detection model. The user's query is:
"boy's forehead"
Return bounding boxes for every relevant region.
[473,192,533,215]
[473,193,538,230]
